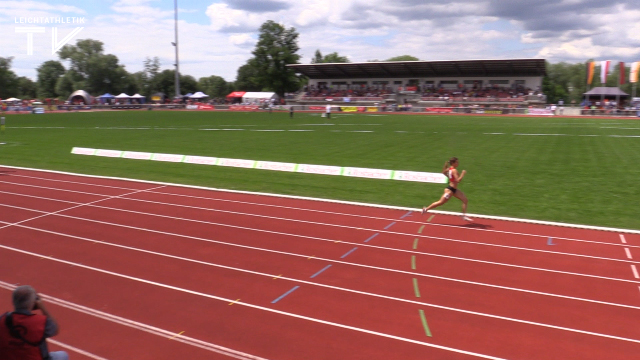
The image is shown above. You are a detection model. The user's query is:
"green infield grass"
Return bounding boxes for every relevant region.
[1,110,639,230]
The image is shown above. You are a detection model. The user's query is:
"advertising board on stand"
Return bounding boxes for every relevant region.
[424,107,453,113]
[527,108,555,116]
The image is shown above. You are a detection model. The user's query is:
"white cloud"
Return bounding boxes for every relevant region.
[3,0,640,85]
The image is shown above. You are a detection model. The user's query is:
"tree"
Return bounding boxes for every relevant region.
[58,39,105,79]
[154,70,197,97]
[311,50,349,64]
[198,75,230,98]
[58,39,134,95]
[17,77,37,99]
[55,70,83,99]
[36,60,66,99]
[138,56,161,96]
[0,57,19,98]
[234,59,262,92]
[250,20,302,97]
[385,55,420,61]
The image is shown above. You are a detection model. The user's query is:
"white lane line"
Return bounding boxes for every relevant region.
[0,185,166,231]
[6,172,640,240]
[625,248,633,259]
[2,208,640,312]
[632,265,639,279]
[0,282,267,360]
[4,219,640,343]
[0,248,508,360]
[47,339,109,360]
[2,197,639,288]
[620,234,627,244]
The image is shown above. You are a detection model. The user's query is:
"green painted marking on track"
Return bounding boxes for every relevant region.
[418,225,425,234]
[427,215,435,222]
[413,238,419,250]
[412,278,421,298]
[419,309,433,337]
[411,255,416,270]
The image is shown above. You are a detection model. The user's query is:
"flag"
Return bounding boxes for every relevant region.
[586,62,595,85]
[600,60,611,84]
[631,62,640,83]
[619,62,625,85]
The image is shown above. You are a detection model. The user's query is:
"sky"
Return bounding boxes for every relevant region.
[2,0,640,82]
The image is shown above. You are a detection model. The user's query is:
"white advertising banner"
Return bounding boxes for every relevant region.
[296,164,343,176]
[183,156,218,165]
[71,148,448,184]
[218,158,256,168]
[151,153,185,162]
[393,171,447,183]
[122,151,153,160]
[343,167,393,180]
[71,147,96,155]
[256,161,297,172]
[95,149,123,158]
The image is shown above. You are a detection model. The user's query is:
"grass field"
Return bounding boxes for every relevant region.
[1,110,639,230]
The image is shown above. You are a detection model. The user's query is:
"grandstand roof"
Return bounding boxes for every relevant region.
[288,59,546,79]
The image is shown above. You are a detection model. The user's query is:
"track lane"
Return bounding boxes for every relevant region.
[1,218,640,349]
[2,168,640,359]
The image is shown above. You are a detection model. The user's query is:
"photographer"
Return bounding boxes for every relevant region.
[0,285,68,360]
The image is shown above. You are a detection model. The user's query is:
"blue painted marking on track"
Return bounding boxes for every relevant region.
[384,222,396,229]
[310,265,332,278]
[341,247,358,258]
[400,211,413,219]
[547,237,555,245]
[271,286,300,304]
[364,233,379,243]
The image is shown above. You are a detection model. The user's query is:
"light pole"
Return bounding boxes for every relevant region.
[173,0,180,99]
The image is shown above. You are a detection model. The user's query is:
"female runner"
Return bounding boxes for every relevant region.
[422,157,472,221]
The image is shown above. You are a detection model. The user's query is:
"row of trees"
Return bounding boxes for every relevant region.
[1,19,636,104]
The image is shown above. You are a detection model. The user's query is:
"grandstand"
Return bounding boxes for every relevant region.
[287,59,547,107]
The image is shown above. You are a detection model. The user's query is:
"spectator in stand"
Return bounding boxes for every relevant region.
[0,285,68,360]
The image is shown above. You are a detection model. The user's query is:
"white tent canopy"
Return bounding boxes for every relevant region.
[189,92,208,99]
[242,92,278,103]
[115,93,130,98]
[130,93,145,99]
[3,97,20,102]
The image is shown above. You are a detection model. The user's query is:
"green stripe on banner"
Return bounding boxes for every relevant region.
[419,309,433,337]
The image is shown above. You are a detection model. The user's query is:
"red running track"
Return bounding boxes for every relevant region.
[0,167,639,360]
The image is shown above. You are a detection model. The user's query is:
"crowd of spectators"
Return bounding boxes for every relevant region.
[301,85,391,99]
[298,84,544,103]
